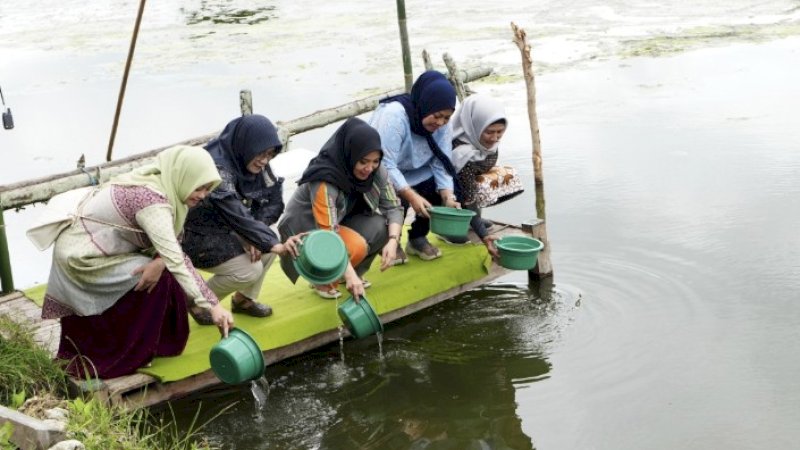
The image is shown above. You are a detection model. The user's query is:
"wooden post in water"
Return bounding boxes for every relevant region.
[512,22,553,279]
[443,53,467,102]
[422,50,434,71]
[395,0,413,92]
[106,0,147,162]
[240,90,253,116]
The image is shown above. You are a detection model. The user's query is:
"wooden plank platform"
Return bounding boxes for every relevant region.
[0,222,542,409]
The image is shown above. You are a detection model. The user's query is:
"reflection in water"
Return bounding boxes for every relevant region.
[169,283,575,449]
[182,1,277,26]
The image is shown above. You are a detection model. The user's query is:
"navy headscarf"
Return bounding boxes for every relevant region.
[297,117,383,195]
[205,114,283,192]
[380,70,459,179]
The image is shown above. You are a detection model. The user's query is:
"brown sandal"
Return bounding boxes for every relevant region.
[232,293,273,318]
[189,306,214,326]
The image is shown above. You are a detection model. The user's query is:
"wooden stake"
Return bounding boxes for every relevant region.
[422,49,433,71]
[511,22,543,187]
[512,22,553,278]
[443,53,467,102]
[239,90,253,116]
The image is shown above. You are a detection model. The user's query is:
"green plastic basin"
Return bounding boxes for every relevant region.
[209,328,265,384]
[337,295,383,339]
[495,236,544,270]
[293,230,349,284]
[429,206,476,237]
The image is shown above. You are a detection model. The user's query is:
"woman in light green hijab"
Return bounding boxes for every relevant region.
[41,145,234,379]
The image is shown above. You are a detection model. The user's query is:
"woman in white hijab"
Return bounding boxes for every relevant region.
[446,94,508,255]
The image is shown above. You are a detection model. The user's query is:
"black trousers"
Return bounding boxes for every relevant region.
[400,177,444,241]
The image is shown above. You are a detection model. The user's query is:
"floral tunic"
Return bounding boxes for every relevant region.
[42,185,217,319]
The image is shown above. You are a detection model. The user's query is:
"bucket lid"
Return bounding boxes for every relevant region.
[293,230,349,284]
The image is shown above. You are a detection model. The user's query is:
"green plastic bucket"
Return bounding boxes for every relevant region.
[209,328,265,384]
[337,295,383,339]
[293,230,349,284]
[429,206,476,237]
[495,235,544,270]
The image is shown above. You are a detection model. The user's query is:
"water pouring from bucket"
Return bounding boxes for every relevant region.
[337,294,383,339]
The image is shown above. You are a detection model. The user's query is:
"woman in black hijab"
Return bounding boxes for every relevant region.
[183,114,303,323]
[278,117,404,299]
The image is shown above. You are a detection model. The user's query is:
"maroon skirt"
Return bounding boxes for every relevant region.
[57,271,190,379]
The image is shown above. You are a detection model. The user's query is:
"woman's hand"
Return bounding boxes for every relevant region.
[132,258,166,293]
[343,265,364,301]
[483,234,500,259]
[244,244,262,263]
[380,238,398,271]
[210,304,234,338]
[409,192,433,218]
[276,233,305,258]
[440,189,460,209]
[444,197,461,209]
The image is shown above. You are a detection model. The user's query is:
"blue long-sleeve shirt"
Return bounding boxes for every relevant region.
[368,102,454,192]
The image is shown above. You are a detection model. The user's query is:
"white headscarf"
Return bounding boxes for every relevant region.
[450,94,507,172]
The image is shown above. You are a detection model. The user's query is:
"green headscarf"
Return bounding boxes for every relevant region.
[111,145,221,234]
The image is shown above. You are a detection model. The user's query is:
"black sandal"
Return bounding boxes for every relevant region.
[189,306,214,326]
[232,293,273,318]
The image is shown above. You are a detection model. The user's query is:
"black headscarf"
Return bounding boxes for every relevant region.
[297,117,383,194]
[205,114,283,192]
[380,70,459,180]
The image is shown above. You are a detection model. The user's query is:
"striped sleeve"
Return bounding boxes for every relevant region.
[309,181,339,230]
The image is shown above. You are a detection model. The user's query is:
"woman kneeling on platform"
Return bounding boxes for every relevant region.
[41,145,234,379]
[182,114,303,322]
[368,70,460,263]
[277,117,403,300]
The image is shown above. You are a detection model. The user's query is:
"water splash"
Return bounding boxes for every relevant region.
[376,332,384,361]
[250,376,270,421]
[338,324,346,363]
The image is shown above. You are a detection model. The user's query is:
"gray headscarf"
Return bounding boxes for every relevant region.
[450,94,506,172]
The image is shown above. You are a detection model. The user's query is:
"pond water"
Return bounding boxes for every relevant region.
[2,1,799,449]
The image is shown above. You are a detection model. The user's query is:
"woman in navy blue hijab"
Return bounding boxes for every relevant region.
[368,71,459,262]
[183,114,303,323]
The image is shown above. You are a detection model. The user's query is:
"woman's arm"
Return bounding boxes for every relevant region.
[308,181,341,231]
[370,105,411,191]
[135,205,218,308]
[207,169,281,253]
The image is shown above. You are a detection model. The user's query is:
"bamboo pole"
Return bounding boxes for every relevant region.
[239,90,253,116]
[512,22,552,278]
[395,0,413,92]
[0,210,13,293]
[106,0,147,162]
[0,66,492,211]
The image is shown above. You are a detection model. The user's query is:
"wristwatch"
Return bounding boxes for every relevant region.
[388,234,400,241]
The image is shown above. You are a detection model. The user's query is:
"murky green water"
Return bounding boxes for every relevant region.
[2,1,800,449]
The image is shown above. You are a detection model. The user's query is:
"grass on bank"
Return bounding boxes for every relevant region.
[0,314,219,450]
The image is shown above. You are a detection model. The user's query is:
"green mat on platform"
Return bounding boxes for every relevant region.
[24,236,492,383]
